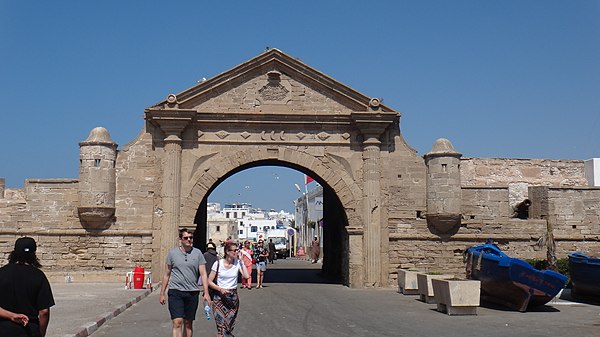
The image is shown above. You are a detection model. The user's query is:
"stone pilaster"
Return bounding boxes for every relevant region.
[362,135,382,286]
[160,134,183,265]
[145,106,194,274]
[352,106,397,287]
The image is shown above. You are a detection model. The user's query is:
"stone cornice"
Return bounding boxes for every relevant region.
[145,108,195,137]
[194,110,353,126]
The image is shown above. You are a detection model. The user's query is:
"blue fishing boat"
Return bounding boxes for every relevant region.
[465,244,567,312]
[568,252,600,301]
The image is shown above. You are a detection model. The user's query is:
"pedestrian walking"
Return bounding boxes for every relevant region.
[239,241,254,289]
[311,236,320,263]
[159,228,211,337]
[268,239,276,263]
[0,237,55,337]
[203,242,219,275]
[254,240,269,288]
[208,242,250,337]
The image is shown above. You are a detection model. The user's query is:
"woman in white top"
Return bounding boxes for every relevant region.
[207,242,250,337]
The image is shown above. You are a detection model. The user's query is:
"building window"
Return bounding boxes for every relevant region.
[216,226,220,232]
[442,164,447,172]
[95,159,101,167]
[239,229,243,234]
[226,212,230,218]
[251,226,258,233]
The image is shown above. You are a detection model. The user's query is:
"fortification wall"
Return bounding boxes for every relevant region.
[530,186,600,256]
[386,183,600,286]
[1,139,599,286]
[387,217,552,286]
[461,158,587,187]
[0,131,157,282]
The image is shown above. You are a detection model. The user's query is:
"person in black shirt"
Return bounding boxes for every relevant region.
[254,240,269,288]
[0,237,55,337]
[203,242,219,278]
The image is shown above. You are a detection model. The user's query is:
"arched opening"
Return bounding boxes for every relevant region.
[190,160,349,285]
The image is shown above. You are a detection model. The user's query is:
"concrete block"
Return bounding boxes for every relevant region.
[397,268,420,295]
[417,273,455,304]
[432,279,480,315]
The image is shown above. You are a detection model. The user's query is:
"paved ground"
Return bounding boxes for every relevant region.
[47,282,154,337]
[47,259,600,337]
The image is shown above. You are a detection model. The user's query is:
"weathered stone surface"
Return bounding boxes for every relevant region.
[1,49,599,288]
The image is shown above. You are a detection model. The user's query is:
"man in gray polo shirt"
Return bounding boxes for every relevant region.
[159,228,211,337]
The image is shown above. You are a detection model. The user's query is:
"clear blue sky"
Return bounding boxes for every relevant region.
[1,1,598,213]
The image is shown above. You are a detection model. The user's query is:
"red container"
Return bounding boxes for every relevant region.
[133,266,145,289]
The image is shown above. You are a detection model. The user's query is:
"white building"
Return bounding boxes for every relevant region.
[294,185,323,253]
[221,203,252,219]
[210,202,294,242]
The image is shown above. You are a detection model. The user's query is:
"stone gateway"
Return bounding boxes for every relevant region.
[1,49,599,287]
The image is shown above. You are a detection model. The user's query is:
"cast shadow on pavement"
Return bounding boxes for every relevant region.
[250,268,341,284]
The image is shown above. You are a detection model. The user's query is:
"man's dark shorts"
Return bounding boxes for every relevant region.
[167,289,200,320]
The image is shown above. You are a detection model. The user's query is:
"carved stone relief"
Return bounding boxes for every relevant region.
[255,71,292,106]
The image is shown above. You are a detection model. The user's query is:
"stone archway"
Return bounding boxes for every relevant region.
[146,49,401,287]
[180,150,361,226]
[180,152,361,285]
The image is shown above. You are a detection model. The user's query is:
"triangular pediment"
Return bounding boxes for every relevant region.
[148,49,395,114]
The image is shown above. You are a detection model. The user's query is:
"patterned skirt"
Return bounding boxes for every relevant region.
[212,288,239,337]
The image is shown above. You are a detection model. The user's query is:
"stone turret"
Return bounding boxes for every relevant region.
[78,127,118,228]
[424,138,462,235]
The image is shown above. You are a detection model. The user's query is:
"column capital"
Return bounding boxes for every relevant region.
[164,134,182,145]
[351,111,397,141]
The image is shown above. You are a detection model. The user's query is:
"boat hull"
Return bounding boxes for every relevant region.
[568,253,600,301]
[466,244,567,312]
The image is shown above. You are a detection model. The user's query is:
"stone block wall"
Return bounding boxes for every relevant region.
[387,179,600,286]
[0,232,152,282]
[0,189,26,228]
[113,129,158,232]
[381,127,427,221]
[387,217,551,286]
[0,131,157,281]
[461,158,587,187]
[529,186,600,258]
[461,187,511,220]
[0,179,79,231]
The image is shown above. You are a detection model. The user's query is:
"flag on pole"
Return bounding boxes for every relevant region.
[305,175,314,184]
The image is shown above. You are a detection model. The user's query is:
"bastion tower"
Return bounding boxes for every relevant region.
[424,138,462,235]
[78,127,118,228]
